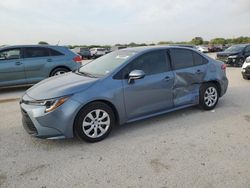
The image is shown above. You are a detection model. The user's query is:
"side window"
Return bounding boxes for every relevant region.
[125,50,170,76]
[49,48,64,56]
[0,49,21,60]
[170,49,193,70]
[193,51,208,66]
[245,46,250,53]
[24,47,49,58]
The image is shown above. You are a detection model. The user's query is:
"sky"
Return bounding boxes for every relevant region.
[0,0,249,45]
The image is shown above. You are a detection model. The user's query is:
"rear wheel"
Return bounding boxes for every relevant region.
[74,102,115,142]
[50,67,70,77]
[199,83,219,110]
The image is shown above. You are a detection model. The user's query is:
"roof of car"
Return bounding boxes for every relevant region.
[0,45,66,50]
[120,45,196,53]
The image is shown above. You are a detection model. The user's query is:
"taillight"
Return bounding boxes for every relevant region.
[73,55,82,63]
[221,64,227,70]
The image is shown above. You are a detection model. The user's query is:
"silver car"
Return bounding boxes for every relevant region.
[0,45,81,87]
[20,46,228,142]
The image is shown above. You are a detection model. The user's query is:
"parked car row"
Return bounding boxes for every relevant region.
[72,47,111,59]
[0,45,82,87]
[216,44,250,67]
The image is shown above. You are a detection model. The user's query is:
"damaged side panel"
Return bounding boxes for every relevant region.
[173,64,208,107]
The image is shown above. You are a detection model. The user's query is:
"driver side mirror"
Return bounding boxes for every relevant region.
[128,70,145,84]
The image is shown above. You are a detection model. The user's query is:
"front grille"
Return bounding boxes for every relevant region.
[21,108,37,135]
[245,66,250,74]
[217,56,228,63]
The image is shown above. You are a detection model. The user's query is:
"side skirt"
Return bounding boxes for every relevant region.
[126,103,197,124]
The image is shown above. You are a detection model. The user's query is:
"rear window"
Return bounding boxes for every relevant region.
[193,52,208,66]
[25,47,49,58]
[170,49,193,70]
[49,48,64,56]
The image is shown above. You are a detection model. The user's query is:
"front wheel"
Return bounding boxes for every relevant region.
[243,75,250,80]
[199,83,219,110]
[74,102,115,142]
[238,58,245,67]
[50,67,69,77]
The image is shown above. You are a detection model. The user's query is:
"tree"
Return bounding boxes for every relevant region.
[191,37,203,45]
[38,41,49,45]
[210,38,227,45]
[157,41,173,45]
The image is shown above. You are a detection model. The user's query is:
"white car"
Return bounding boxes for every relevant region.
[90,48,107,58]
[196,46,209,53]
[241,57,250,79]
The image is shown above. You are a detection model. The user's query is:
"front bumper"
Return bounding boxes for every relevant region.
[20,94,81,139]
[241,66,250,77]
[217,57,240,65]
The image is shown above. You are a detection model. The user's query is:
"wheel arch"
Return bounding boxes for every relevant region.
[49,66,71,77]
[203,80,222,97]
[73,99,120,136]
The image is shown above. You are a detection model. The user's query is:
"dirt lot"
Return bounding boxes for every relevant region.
[0,57,250,187]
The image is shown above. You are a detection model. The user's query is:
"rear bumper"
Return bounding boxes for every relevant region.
[219,77,228,97]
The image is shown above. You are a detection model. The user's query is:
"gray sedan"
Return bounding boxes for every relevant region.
[0,45,81,87]
[20,46,228,142]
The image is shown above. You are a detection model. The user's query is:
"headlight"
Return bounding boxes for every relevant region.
[228,55,238,59]
[26,96,69,113]
[246,57,250,63]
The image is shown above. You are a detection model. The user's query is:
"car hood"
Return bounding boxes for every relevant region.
[217,51,240,57]
[26,72,99,100]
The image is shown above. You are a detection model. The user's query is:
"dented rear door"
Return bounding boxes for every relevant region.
[169,48,207,107]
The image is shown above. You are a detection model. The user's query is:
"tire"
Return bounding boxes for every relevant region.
[50,67,70,77]
[199,83,219,110]
[243,75,250,80]
[74,102,115,142]
[238,58,245,67]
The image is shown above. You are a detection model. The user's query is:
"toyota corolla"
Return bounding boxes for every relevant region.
[20,46,228,142]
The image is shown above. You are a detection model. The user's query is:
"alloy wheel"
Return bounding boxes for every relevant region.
[204,87,218,107]
[82,109,110,138]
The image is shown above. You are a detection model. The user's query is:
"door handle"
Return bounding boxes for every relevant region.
[47,59,52,62]
[164,76,172,81]
[15,62,22,65]
[196,69,202,74]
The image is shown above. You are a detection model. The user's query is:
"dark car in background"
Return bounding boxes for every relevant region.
[208,45,223,52]
[0,45,81,87]
[73,47,91,59]
[216,44,250,67]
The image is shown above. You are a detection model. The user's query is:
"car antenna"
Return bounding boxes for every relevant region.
[57,40,60,46]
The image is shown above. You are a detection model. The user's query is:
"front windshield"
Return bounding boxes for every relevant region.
[78,50,136,77]
[224,45,246,53]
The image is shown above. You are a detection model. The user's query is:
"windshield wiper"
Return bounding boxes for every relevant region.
[77,71,97,78]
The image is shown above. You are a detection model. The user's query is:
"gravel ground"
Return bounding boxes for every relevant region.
[1,57,250,188]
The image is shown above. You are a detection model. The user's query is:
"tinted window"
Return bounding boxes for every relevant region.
[49,48,63,56]
[25,47,49,58]
[125,50,170,76]
[170,49,193,70]
[0,48,21,60]
[193,51,208,66]
[245,46,250,53]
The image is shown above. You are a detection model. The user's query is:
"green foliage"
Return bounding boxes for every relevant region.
[210,38,227,45]
[65,36,250,50]
[191,37,203,45]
